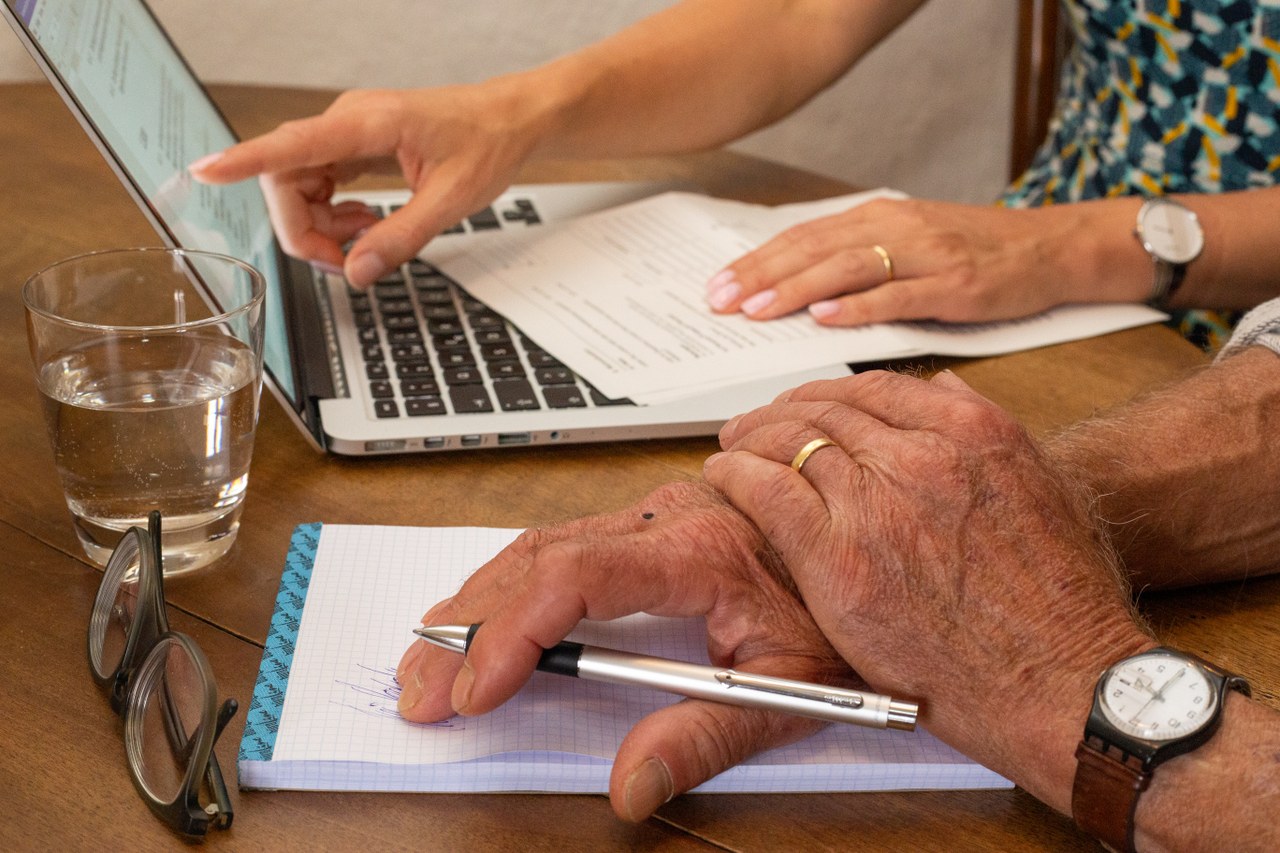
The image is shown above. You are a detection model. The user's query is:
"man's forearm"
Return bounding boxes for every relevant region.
[1133,692,1280,851]
[1047,345,1280,588]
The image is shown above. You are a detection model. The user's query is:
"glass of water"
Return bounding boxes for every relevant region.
[24,248,265,575]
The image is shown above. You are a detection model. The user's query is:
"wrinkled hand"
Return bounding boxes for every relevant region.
[705,198,1079,326]
[395,481,856,821]
[704,370,1153,813]
[190,83,540,287]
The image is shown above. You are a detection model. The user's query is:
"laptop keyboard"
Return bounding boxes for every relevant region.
[349,199,632,420]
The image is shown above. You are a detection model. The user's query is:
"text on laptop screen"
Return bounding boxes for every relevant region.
[9,0,298,402]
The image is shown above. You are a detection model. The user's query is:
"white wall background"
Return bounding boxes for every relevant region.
[0,1,1016,203]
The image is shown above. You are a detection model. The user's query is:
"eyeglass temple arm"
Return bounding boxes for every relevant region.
[200,698,238,829]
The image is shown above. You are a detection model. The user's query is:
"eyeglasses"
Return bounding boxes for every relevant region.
[88,511,238,838]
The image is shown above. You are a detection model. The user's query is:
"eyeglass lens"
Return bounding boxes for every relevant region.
[88,530,145,681]
[129,637,207,805]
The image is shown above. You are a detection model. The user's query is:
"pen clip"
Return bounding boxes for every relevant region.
[714,670,865,709]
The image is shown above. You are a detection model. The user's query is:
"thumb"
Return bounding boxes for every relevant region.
[609,700,824,821]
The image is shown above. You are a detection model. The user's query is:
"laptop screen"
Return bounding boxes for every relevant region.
[6,0,300,404]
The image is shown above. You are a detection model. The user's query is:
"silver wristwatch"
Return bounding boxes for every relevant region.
[1134,197,1204,309]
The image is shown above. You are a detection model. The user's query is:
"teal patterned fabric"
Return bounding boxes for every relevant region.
[1003,0,1280,205]
[1000,1,1280,350]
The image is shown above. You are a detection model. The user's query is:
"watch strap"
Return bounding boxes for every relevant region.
[1073,736,1150,853]
[1147,257,1185,310]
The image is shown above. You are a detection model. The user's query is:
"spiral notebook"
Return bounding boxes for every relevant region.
[237,523,1011,793]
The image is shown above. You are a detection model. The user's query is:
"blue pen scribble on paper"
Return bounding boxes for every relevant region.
[333,663,458,728]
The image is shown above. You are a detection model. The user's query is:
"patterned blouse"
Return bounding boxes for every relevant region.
[1003,0,1280,207]
[1000,2,1280,346]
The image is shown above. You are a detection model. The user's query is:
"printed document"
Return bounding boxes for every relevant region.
[428,191,1164,404]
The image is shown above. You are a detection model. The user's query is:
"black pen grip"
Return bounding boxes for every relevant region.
[464,623,582,677]
[537,641,584,677]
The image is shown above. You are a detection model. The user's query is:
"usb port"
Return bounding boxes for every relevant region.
[497,432,531,445]
[460,434,483,447]
[423,437,446,449]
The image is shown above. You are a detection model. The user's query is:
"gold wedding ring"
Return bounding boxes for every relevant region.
[871,244,894,282]
[790,437,838,473]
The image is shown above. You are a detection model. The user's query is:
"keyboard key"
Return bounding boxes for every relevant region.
[427,318,464,335]
[467,207,501,231]
[417,288,454,306]
[376,271,406,286]
[542,385,587,408]
[487,360,525,379]
[589,387,632,406]
[407,259,435,275]
[378,298,415,315]
[444,366,483,385]
[437,347,476,368]
[421,305,460,321]
[373,399,400,418]
[365,362,389,380]
[474,329,511,346]
[469,313,505,330]
[352,310,375,329]
[374,282,408,299]
[405,396,447,417]
[536,366,574,386]
[401,378,441,396]
[493,378,541,411]
[387,329,424,345]
[368,380,395,399]
[361,344,383,362]
[390,343,427,362]
[449,384,495,413]
[357,327,380,345]
[480,343,518,362]
[526,350,563,368]
[432,331,468,349]
[348,293,371,311]
[396,361,435,379]
[383,314,419,331]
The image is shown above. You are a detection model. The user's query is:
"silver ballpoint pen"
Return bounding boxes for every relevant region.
[414,624,918,731]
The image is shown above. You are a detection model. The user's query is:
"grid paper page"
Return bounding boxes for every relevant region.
[250,524,1010,793]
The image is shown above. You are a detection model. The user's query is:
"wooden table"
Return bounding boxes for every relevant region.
[2,82,1275,851]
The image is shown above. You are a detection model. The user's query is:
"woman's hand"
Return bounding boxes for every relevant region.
[190,81,547,287]
[706,197,1147,326]
[705,370,1154,813]
[395,481,857,822]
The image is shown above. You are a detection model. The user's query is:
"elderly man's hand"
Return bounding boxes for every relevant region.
[706,370,1154,815]
[394,481,856,821]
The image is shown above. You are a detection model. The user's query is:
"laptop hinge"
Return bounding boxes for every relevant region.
[284,256,345,402]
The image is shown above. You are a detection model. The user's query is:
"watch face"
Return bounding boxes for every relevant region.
[1138,200,1205,265]
[1098,651,1218,742]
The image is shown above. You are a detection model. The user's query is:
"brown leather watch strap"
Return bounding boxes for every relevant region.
[1072,736,1150,853]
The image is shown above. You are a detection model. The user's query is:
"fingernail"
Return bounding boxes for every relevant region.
[703,451,726,470]
[706,269,735,293]
[707,282,741,311]
[188,151,224,173]
[397,671,424,715]
[809,300,839,319]
[451,660,475,714]
[622,757,675,822]
[397,638,427,681]
[346,252,386,288]
[740,289,776,315]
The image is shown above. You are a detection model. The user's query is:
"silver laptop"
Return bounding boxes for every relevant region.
[4,0,854,455]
